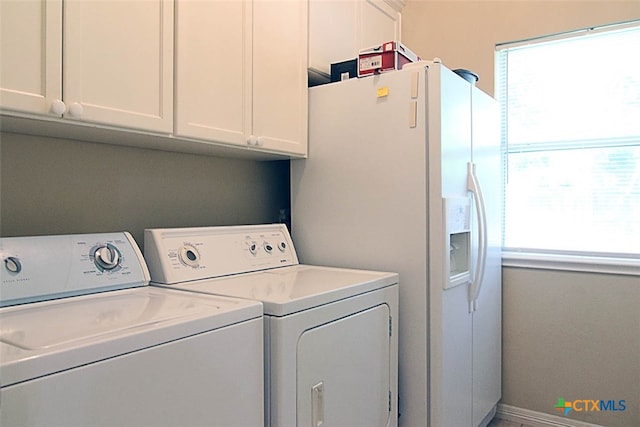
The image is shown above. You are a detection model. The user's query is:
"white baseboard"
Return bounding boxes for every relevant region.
[496,404,603,427]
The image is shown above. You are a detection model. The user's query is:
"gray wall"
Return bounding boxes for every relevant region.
[0,132,290,249]
[502,267,639,426]
[402,1,640,425]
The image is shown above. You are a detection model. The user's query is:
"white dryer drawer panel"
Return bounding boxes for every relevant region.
[297,304,391,427]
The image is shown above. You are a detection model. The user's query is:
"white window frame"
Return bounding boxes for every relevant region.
[496,21,640,276]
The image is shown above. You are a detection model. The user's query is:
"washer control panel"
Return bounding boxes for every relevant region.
[144,224,299,284]
[0,232,149,307]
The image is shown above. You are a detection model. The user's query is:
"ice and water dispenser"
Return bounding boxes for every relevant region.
[443,197,472,289]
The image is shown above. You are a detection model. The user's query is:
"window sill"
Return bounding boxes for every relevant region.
[502,251,640,276]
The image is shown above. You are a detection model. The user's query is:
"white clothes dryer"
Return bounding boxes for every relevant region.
[0,232,263,427]
[144,224,399,427]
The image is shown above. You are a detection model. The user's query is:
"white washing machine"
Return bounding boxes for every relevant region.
[0,232,264,427]
[144,224,399,427]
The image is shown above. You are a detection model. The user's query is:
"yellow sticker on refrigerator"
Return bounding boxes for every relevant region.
[377,87,389,98]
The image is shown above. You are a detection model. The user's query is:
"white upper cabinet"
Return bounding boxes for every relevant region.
[0,0,62,116]
[174,0,248,146]
[0,0,173,133]
[175,0,308,157]
[63,0,173,133]
[251,0,308,156]
[309,0,404,76]
[360,0,403,49]
[1,0,305,158]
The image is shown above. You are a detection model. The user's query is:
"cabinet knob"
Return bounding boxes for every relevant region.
[247,136,264,147]
[50,100,67,115]
[68,102,84,118]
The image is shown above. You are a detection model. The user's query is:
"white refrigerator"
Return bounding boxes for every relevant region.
[291,61,502,427]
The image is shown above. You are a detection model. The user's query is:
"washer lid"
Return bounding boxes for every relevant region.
[158,265,398,316]
[0,287,262,386]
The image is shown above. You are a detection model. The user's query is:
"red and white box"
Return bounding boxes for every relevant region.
[358,41,420,77]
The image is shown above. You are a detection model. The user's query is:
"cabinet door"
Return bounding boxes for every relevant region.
[360,0,402,49]
[64,0,173,133]
[174,0,250,146]
[252,0,308,156]
[0,0,62,116]
[308,0,402,78]
[308,0,358,75]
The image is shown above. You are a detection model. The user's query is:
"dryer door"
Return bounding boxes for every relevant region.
[297,303,391,427]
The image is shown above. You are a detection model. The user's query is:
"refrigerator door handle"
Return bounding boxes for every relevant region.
[467,161,488,312]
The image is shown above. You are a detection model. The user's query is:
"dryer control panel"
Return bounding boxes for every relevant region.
[144,224,299,284]
[0,232,150,307]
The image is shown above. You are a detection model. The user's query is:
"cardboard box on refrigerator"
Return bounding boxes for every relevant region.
[358,41,420,77]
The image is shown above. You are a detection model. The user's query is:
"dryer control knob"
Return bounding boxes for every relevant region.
[248,242,259,255]
[93,244,121,271]
[4,256,22,274]
[264,242,273,253]
[179,245,200,268]
[277,242,287,252]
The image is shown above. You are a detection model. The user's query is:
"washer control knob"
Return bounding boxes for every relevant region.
[264,242,273,253]
[179,245,200,268]
[277,241,287,252]
[93,244,121,271]
[4,256,22,274]
[248,242,258,255]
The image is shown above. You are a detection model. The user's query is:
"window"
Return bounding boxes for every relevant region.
[496,21,640,271]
